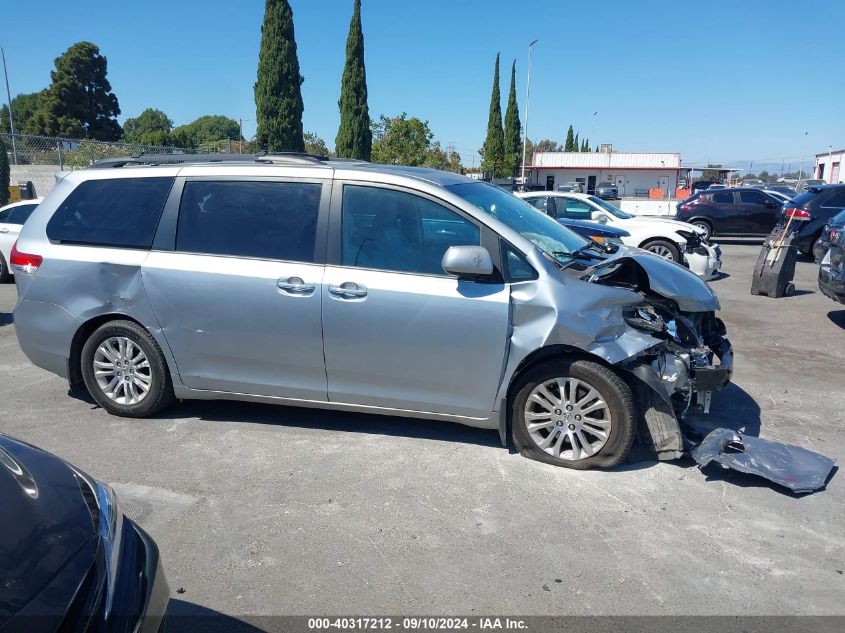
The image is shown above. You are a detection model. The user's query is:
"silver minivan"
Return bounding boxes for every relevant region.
[11,154,732,469]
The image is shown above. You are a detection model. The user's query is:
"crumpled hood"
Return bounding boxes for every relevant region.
[0,435,95,623]
[586,246,720,312]
[630,215,706,235]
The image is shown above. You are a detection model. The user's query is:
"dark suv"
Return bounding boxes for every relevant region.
[674,188,784,240]
[780,185,845,256]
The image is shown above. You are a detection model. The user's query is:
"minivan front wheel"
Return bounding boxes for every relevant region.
[512,360,635,469]
[81,320,175,418]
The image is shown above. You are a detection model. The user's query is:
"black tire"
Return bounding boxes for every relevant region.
[81,320,175,418]
[690,220,713,241]
[0,253,10,283]
[511,359,636,470]
[641,238,682,262]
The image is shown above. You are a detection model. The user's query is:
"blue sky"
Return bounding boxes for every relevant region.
[4,0,844,172]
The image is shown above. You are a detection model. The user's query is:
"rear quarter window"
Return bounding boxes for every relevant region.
[47,177,174,248]
[790,190,820,207]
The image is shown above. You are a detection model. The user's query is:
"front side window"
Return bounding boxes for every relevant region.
[47,177,173,248]
[176,180,321,262]
[342,185,480,275]
[559,198,593,220]
[587,196,634,218]
[445,182,589,266]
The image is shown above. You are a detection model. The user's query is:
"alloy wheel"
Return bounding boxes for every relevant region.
[647,244,676,260]
[523,377,612,460]
[92,336,152,405]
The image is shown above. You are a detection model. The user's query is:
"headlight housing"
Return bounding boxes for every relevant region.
[71,466,125,617]
[623,303,667,336]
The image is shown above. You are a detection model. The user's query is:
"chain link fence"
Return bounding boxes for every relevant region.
[1,133,229,199]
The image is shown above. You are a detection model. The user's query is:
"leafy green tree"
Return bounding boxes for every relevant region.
[564,125,575,152]
[304,131,330,156]
[534,139,560,152]
[581,138,589,152]
[574,132,580,152]
[171,115,240,148]
[1,91,46,135]
[502,60,521,177]
[122,108,173,146]
[29,42,121,140]
[481,54,505,177]
[254,0,305,152]
[0,137,9,206]
[335,0,371,160]
[371,113,434,166]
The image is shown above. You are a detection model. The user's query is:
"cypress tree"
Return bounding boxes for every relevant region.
[335,0,372,160]
[0,137,9,207]
[503,60,521,177]
[481,54,505,177]
[564,125,575,152]
[574,132,580,152]
[255,0,305,152]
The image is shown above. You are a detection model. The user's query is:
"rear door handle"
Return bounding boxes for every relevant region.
[328,282,368,299]
[276,276,315,295]
[0,228,8,234]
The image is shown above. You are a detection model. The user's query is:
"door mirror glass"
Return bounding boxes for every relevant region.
[442,245,494,279]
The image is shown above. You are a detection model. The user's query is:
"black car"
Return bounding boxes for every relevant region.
[690,180,717,195]
[781,184,845,256]
[764,184,797,198]
[819,220,845,303]
[594,181,618,200]
[0,434,169,632]
[813,209,845,262]
[675,187,784,240]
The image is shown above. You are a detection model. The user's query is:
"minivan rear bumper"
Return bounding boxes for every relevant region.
[14,298,78,379]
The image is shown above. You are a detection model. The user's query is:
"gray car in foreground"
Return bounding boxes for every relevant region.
[11,154,732,469]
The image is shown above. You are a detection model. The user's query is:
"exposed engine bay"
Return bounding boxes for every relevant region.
[576,254,733,456]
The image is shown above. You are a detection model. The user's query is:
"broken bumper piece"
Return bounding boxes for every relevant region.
[691,338,733,391]
[692,428,836,494]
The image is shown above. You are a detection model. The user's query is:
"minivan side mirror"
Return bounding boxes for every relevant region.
[591,211,608,223]
[442,245,494,279]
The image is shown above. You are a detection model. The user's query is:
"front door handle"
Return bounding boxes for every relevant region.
[0,228,9,234]
[277,276,315,295]
[328,282,368,299]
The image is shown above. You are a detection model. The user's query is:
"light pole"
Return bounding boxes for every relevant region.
[520,39,539,189]
[1,46,18,165]
[591,111,597,149]
[829,145,833,183]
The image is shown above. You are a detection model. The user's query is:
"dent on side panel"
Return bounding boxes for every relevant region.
[22,256,181,384]
[496,271,658,403]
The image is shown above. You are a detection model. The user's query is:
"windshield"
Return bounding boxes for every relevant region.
[445,182,590,262]
[587,196,634,219]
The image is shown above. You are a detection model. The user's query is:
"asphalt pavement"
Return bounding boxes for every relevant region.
[0,241,843,621]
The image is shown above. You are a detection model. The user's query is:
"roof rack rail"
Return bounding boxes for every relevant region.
[89,152,331,169]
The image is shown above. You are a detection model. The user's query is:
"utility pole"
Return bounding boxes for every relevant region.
[1,46,18,165]
[520,39,539,190]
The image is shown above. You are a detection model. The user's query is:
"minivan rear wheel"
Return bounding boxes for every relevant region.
[81,320,175,418]
[511,359,635,469]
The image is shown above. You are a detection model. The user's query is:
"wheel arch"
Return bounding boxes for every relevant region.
[68,313,175,389]
[500,344,615,444]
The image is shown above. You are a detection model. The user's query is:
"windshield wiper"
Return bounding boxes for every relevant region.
[553,244,601,260]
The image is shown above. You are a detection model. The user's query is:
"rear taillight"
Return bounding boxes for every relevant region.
[10,242,43,274]
[784,207,811,221]
[678,204,690,212]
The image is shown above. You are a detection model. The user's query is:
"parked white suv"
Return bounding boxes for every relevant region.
[0,198,43,282]
[516,191,721,279]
